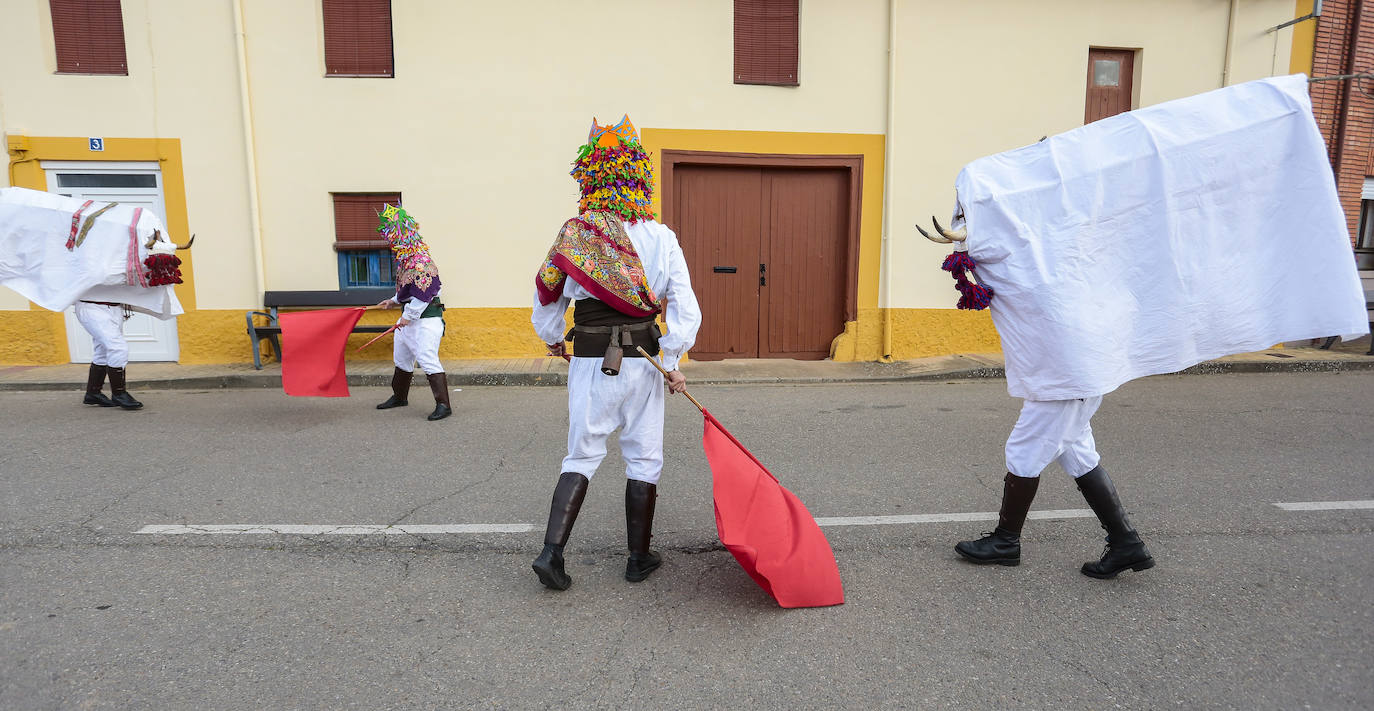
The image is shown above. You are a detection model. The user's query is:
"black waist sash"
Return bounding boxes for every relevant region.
[567,299,660,375]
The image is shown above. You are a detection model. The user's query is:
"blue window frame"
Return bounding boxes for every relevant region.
[338,249,395,288]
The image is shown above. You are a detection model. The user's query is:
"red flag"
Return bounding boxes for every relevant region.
[702,410,845,608]
[279,308,365,397]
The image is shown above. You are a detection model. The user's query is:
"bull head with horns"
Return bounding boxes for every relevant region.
[143,229,195,251]
[142,229,194,287]
[918,214,992,310]
[915,216,966,245]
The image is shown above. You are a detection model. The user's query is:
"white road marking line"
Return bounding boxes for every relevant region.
[1272,500,1374,511]
[814,509,1095,527]
[137,510,1098,535]
[135,524,536,535]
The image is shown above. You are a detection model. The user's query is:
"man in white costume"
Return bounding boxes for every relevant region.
[372,204,451,421]
[920,75,1370,579]
[75,300,142,409]
[529,115,701,591]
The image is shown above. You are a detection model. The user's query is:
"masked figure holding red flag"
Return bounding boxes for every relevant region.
[372,205,452,421]
[529,115,702,591]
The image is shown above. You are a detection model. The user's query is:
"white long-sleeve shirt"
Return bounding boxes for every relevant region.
[532,219,701,371]
[397,287,440,322]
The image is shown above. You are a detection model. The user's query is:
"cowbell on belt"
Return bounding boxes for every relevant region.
[565,321,660,376]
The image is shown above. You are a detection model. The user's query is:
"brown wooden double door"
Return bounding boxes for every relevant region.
[671,164,849,360]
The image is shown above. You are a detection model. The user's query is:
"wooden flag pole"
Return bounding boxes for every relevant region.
[636,346,706,413]
[354,324,398,352]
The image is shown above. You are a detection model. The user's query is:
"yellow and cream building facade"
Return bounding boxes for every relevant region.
[1,0,1313,365]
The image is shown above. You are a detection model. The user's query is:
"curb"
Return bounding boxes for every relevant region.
[0,371,572,392]
[1178,357,1374,375]
[0,356,1370,392]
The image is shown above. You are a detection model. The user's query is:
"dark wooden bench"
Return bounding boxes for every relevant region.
[246,288,396,369]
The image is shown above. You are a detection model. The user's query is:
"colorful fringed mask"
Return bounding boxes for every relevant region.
[572,115,656,223]
[377,204,440,301]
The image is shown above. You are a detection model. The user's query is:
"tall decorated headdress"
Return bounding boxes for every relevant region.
[377,204,441,302]
[571,115,656,223]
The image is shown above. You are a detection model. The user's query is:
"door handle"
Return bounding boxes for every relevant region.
[713,266,737,273]
[759,263,766,286]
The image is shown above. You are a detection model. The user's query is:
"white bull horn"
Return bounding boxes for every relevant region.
[175,234,196,250]
[931,216,967,242]
[915,221,951,244]
[144,229,161,249]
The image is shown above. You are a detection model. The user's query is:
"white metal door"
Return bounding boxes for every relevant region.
[43,162,181,362]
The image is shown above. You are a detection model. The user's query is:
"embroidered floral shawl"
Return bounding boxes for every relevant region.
[396,258,441,303]
[536,210,659,317]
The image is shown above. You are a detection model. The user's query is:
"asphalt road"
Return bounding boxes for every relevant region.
[1,372,1371,709]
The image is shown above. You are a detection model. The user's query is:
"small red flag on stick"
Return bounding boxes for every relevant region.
[637,347,844,608]
[279,307,365,397]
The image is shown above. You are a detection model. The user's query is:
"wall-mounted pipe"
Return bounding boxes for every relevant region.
[1222,0,1240,86]
[234,0,267,308]
[880,0,897,362]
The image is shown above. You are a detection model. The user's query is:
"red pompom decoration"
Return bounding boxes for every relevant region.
[143,253,183,286]
[941,250,994,310]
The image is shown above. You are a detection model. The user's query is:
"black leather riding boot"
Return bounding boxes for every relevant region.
[425,372,451,421]
[532,472,590,591]
[625,479,661,582]
[83,364,116,407]
[1075,465,1155,579]
[955,472,1040,566]
[106,367,143,410]
[376,367,411,409]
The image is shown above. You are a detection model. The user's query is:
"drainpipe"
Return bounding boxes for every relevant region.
[1221,0,1239,86]
[234,0,267,307]
[879,0,897,362]
[6,136,36,188]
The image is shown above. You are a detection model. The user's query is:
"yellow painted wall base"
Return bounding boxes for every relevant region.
[0,306,1002,365]
[832,307,1002,361]
[884,308,1003,360]
[0,310,69,364]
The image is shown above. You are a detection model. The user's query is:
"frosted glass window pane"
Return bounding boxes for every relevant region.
[1094,60,1121,87]
[57,173,157,188]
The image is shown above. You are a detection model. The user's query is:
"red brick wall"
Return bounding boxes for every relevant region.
[1310,0,1374,245]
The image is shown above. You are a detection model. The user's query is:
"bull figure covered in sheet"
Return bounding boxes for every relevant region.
[0,186,189,318]
[0,186,192,409]
[916,74,1369,579]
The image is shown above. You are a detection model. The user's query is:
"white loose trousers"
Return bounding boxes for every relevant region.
[74,301,128,368]
[533,219,701,485]
[562,357,666,483]
[393,317,444,375]
[1005,397,1103,479]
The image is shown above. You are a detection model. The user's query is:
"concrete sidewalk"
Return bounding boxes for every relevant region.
[1,335,1370,391]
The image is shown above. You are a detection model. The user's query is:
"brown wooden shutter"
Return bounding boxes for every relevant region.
[734,0,799,86]
[50,0,128,75]
[333,193,400,250]
[323,0,394,77]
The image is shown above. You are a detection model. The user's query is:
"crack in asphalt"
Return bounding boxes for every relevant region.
[77,468,191,530]
[385,431,539,541]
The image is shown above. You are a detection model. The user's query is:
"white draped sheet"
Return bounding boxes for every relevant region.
[0,187,183,319]
[951,74,1369,401]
